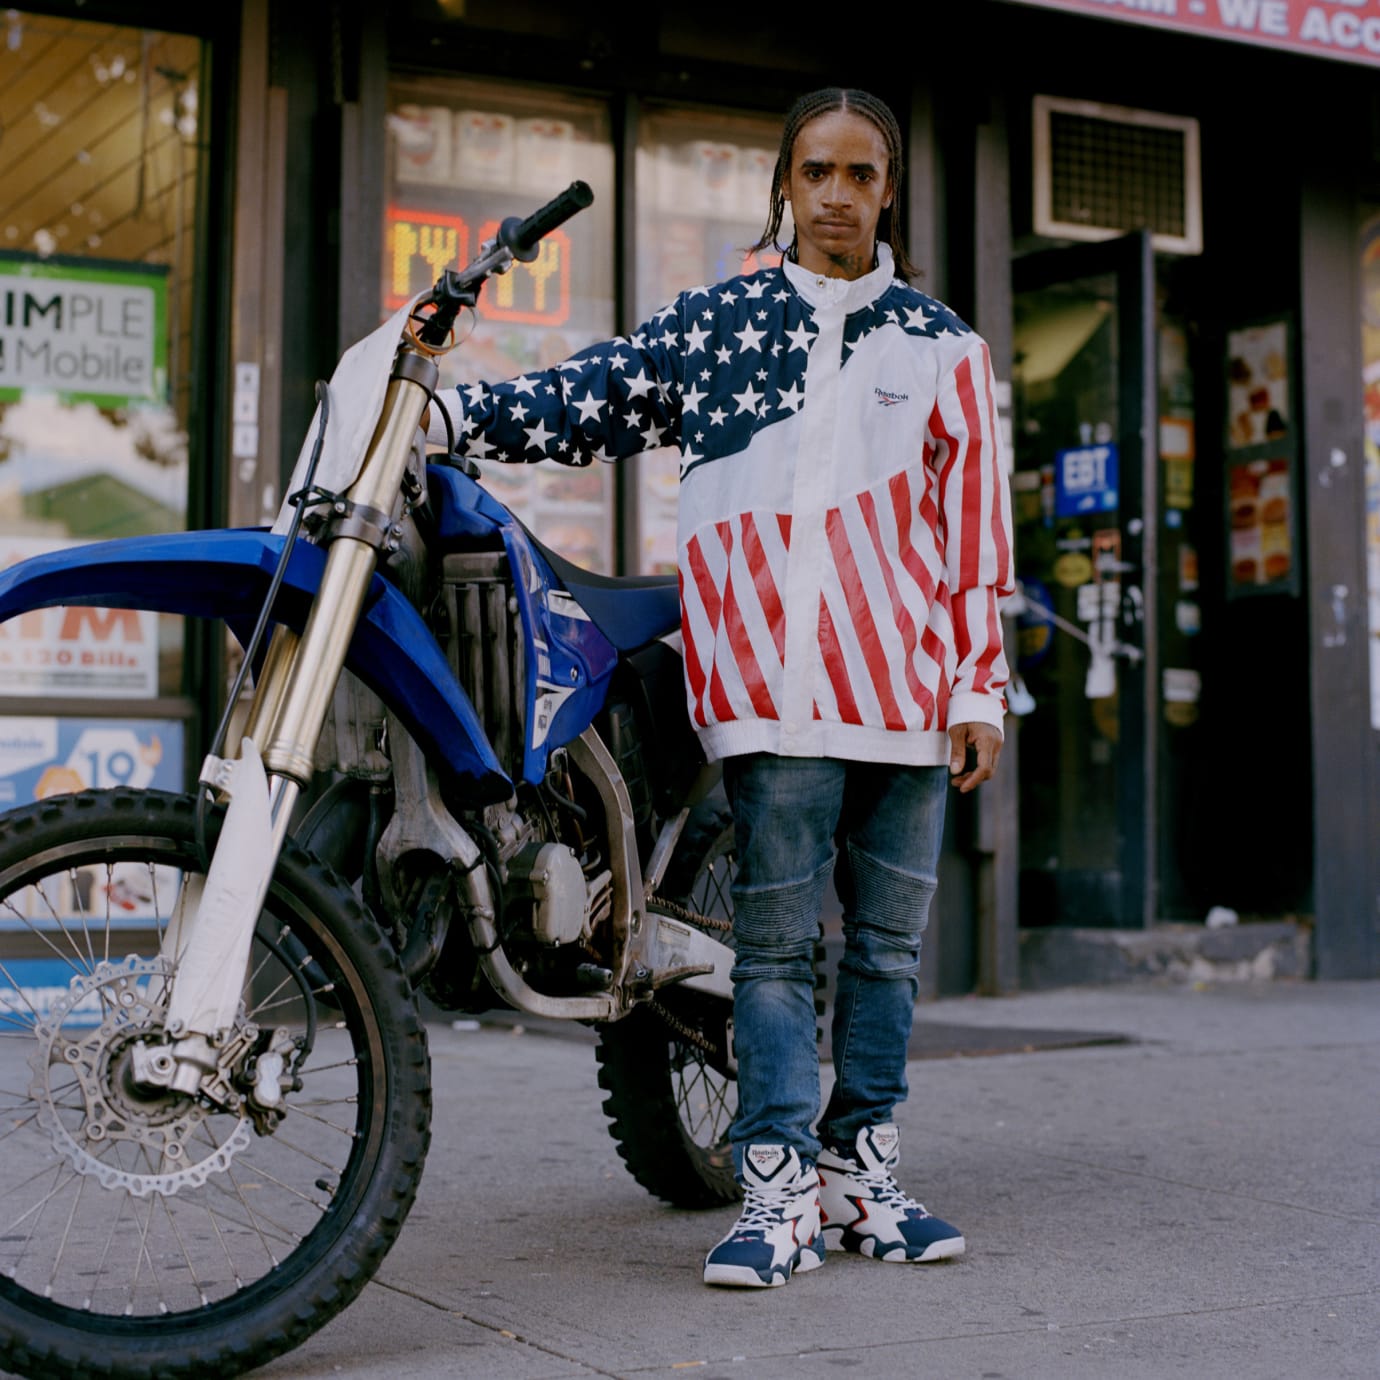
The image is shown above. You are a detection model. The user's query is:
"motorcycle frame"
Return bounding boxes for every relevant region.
[0,358,734,1052]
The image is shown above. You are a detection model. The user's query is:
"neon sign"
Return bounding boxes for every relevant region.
[385,206,573,326]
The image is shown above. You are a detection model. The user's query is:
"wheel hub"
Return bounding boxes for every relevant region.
[29,956,252,1197]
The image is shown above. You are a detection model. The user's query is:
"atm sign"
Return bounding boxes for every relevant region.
[385,206,573,327]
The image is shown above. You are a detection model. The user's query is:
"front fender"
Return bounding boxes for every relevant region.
[0,530,511,801]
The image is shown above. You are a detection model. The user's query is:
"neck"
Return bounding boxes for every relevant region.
[790,242,878,281]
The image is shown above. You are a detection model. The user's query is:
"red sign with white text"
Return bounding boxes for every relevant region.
[998,0,1380,65]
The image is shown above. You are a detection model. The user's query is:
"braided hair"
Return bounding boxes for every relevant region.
[752,87,918,282]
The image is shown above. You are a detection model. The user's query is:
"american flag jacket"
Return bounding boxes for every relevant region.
[432,244,1014,767]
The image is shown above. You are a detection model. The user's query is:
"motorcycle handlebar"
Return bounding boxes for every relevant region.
[414,181,594,347]
[499,180,594,261]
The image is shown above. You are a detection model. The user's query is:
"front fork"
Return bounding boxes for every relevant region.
[162,347,438,1096]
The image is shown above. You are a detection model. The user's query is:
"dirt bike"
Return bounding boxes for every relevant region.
[0,182,744,1379]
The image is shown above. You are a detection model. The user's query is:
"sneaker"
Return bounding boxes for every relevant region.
[817,1123,965,1262]
[703,1145,827,1288]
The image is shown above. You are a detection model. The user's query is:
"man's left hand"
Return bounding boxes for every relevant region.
[948,721,1002,793]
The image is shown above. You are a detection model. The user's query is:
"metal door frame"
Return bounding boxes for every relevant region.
[1013,231,1157,928]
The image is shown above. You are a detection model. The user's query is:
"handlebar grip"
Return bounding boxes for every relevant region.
[500,181,594,261]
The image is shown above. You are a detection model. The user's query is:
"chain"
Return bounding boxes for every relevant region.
[645,891,732,933]
[649,993,718,1056]
[643,891,729,1055]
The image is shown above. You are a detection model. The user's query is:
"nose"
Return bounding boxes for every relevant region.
[822,175,852,208]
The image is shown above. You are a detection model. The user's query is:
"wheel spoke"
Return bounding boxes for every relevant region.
[0,790,429,1377]
[286,1101,359,1139]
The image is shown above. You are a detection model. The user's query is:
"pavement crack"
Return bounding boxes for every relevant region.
[614,1286,1380,1372]
[371,1277,624,1377]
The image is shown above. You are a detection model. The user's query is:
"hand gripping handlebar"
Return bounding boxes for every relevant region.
[416,181,594,346]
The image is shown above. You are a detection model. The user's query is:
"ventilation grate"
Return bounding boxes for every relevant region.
[1034,96,1201,255]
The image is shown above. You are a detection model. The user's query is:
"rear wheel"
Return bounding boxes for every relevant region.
[596,802,739,1208]
[0,789,430,1380]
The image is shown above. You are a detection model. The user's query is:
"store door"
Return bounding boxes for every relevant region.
[1010,232,1156,928]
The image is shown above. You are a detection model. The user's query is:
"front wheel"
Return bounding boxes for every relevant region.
[0,789,431,1380]
[596,802,740,1208]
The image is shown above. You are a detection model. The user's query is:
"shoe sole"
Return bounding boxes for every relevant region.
[823,1228,966,1262]
[703,1245,826,1289]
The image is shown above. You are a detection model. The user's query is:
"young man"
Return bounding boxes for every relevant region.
[427,87,1013,1289]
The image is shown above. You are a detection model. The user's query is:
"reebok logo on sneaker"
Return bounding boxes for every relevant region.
[746,1145,787,1176]
[868,1126,900,1159]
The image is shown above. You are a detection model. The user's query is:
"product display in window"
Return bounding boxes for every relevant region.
[385,81,617,570]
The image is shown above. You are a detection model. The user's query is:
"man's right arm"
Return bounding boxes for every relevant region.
[426,307,686,470]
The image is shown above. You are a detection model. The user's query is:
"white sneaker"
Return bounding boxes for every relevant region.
[817,1124,965,1262]
[703,1145,827,1288]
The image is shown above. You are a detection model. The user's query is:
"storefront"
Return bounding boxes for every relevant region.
[4,0,1374,991]
[0,2,236,1010]
[985,0,1380,983]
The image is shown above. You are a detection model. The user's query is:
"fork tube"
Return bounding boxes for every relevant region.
[262,361,435,783]
[240,628,300,747]
[268,775,301,852]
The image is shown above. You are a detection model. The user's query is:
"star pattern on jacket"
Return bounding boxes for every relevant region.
[450,266,971,481]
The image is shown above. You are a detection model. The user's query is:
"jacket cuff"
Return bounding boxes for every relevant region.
[947,691,1006,737]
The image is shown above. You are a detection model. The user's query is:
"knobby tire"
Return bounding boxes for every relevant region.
[595,801,739,1209]
[0,789,431,1380]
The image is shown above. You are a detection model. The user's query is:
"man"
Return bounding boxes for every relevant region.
[427,87,1013,1289]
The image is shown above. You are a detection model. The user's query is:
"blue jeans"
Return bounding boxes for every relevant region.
[722,754,947,1174]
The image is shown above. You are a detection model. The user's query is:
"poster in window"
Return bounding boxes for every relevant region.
[1226,456,1293,592]
[1225,320,1289,449]
[0,714,184,1025]
[0,538,159,697]
[1224,317,1298,598]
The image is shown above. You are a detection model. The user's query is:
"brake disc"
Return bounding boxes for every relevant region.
[29,956,252,1198]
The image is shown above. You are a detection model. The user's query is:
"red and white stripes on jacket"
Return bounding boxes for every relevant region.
[437,245,1014,768]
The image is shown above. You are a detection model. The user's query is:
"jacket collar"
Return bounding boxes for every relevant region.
[782,242,895,313]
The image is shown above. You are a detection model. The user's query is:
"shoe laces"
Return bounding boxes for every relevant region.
[735,1182,807,1232]
[853,1166,929,1218]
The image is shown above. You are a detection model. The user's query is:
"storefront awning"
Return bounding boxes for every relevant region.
[996,0,1380,67]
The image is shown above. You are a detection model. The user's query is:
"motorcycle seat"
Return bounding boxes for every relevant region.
[533,539,680,652]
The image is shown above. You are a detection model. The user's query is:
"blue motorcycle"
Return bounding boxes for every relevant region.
[0,184,738,1379]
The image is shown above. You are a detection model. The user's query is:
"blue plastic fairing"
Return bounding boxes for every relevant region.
[0,531,511,801]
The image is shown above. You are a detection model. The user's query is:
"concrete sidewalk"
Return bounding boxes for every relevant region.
[240,978,1379,1380]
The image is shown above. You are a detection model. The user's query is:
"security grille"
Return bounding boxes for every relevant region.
[1034,96,1202,255]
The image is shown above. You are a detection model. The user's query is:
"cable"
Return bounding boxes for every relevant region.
[194,380,331,866]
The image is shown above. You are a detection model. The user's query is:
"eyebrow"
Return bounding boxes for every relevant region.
[799,158,881,174]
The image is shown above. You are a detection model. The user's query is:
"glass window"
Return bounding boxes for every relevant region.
[384,77,617,572]
[0,13,203,704]
[632,105,788,573]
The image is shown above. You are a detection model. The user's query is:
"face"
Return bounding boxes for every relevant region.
[782,109,893,281]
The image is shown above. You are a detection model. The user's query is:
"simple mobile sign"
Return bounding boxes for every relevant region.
[0,253,169,408]
[1054,443,1120,517]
